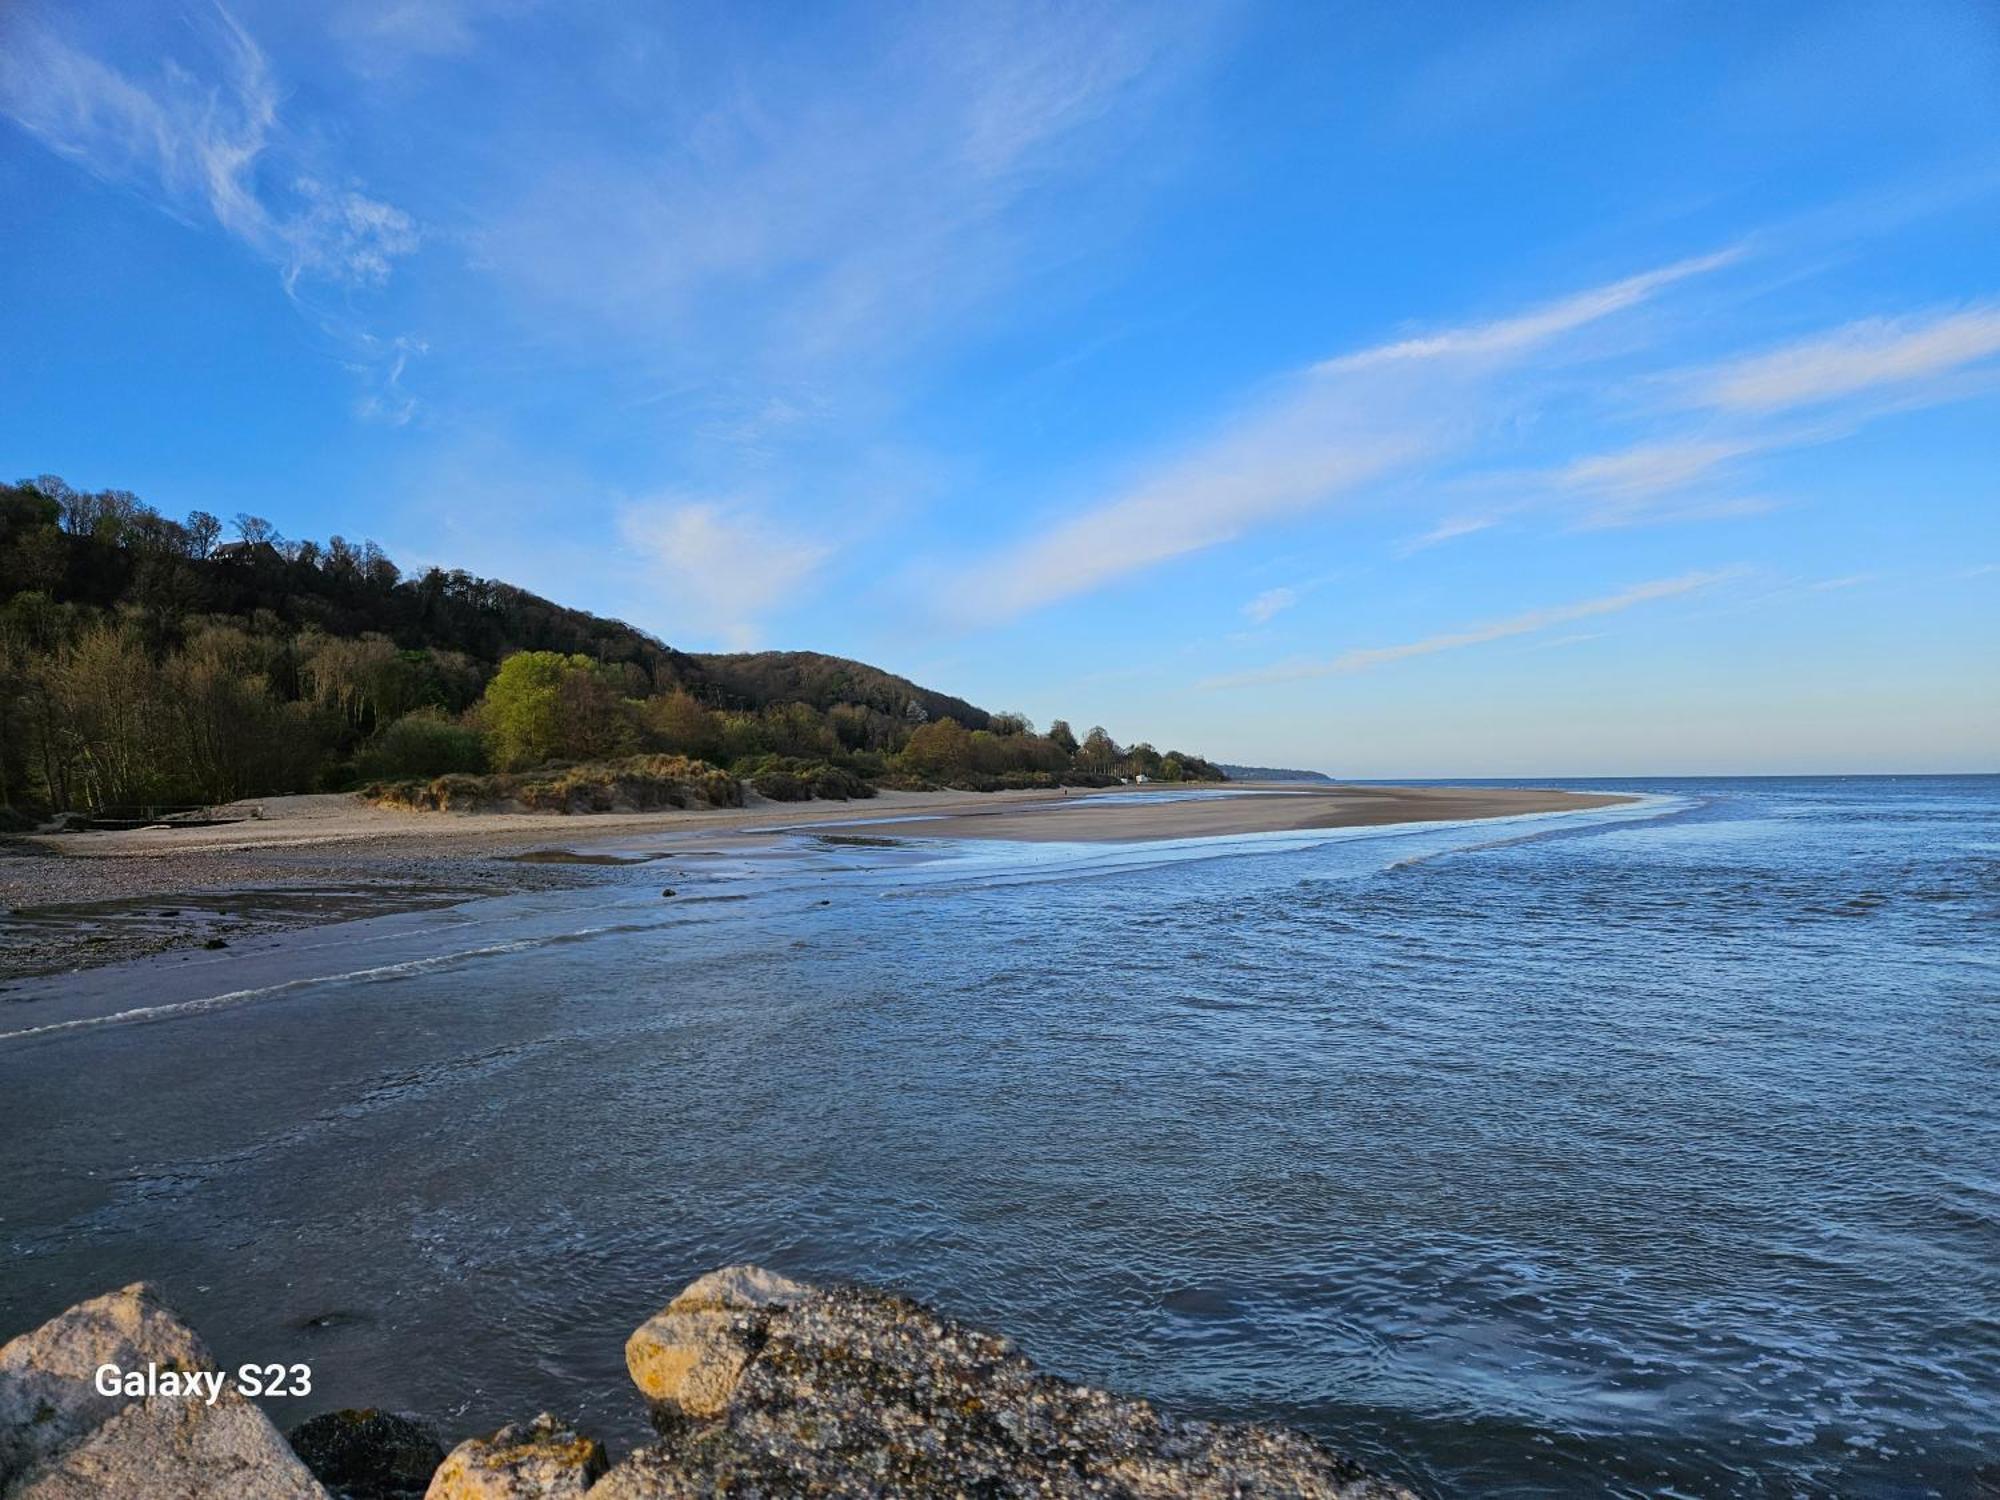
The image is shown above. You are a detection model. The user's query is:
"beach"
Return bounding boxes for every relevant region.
[1,782,1626,976]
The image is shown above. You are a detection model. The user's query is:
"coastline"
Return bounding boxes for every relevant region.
[1,782,1630,978]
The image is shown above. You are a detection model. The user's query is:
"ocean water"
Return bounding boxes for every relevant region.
[1,776,1995,1497]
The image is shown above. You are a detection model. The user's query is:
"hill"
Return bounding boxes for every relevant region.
[1219,764,1334,783]
[0,475,1221,817]
[689,651,990,728]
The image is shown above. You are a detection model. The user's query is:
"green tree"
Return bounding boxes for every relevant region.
[1078,725,1119,773]
[481,651,577,771]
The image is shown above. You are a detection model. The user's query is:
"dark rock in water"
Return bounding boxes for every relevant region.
[602,1265,1416,1498]
[202,937,228,950]
[288,1408,442,1498]
[294,1310,370,1334]
[659,888,675,899]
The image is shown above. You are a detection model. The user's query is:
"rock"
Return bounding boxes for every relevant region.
[202,938,228,950]
[623,1264,807,1422]
[597,1267,1417,1498]
[290,1408,444,1498]
[423,1413,606,1499]
[0,1282,212,1488]
[0,1282,327,1498]
[11,1390,325,1499]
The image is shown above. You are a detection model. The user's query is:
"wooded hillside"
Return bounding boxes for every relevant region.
[0,476,1222,820]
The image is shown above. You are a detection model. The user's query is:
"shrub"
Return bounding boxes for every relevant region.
[742,756,877,802]
[356,708,487,780]
[364,754,740,815]
[752,769,809,801]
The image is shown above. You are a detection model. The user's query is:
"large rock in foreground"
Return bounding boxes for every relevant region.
[1,1273,1417,1498]
[597,1265,1415,1498]
[0,1283,325,1498]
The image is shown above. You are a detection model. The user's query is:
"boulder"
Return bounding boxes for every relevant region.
[622,1265,806,1421]
[424,1413,606,1499]
[289,1408,444,1498]
[595,1267,1416,1498]
[10,1388,324,1499]
[0,1282,325,1498]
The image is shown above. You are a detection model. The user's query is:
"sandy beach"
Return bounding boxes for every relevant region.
[1,782,1628,977]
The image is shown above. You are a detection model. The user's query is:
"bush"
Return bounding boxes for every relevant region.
[355,709,487,780]
[751,769,809,801]
[742,756,877,802]
[364,754,740,815]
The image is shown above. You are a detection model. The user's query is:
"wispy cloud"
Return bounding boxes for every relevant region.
[351,335,429,426]
[617,499,830,648]
[1403,513,1505,552]
[1317,249,1741,376]
[0,8,418,290]
[940,252,1738,622]
[1688,305,2000,412]
[1242,587,1299,624]
[1557,437,1764,498]
[1202,568,1740,688]
[479,5,1214,372]
[328,0,537,75]
[1,5,422,423]
[1486,303,2000,534]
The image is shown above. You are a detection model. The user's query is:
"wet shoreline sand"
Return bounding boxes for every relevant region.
[2,783,1629,977]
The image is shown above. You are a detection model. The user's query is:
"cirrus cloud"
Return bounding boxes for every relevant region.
[617,499,830,649]
[1202,567,1743,688]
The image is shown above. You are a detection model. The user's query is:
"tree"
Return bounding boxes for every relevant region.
[185,511,222,559]
[901,717,973,779]
[481,651,574,771]
[642,690,723,762]
[1046,719,1078,754]
[1078,725,1119,773]
[481,650,637,770]
[233,513,280,546]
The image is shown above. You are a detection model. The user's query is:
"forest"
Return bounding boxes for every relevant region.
[0,476,1223,823]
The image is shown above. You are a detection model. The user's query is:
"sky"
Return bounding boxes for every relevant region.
[2,0,1996,776]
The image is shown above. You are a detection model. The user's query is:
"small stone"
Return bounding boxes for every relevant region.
[659,889,675,899]
[423,1413,605,1499]
[289,1408,444,1498]
[202,938,228,950]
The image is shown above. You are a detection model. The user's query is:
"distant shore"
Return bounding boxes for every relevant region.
[1,782,1630,976]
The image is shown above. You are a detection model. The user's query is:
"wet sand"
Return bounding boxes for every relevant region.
[874,783,1632,842]
[2,783,1627,976]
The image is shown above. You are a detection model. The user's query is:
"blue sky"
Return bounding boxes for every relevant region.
[2,0,1995,775]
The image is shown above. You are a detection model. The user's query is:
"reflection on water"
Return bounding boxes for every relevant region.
[1,778,1995,1498]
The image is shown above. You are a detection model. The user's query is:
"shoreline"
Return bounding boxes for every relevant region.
[2,782,1631,978]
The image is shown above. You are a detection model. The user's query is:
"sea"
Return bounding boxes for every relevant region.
[1,776,1995,1497]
